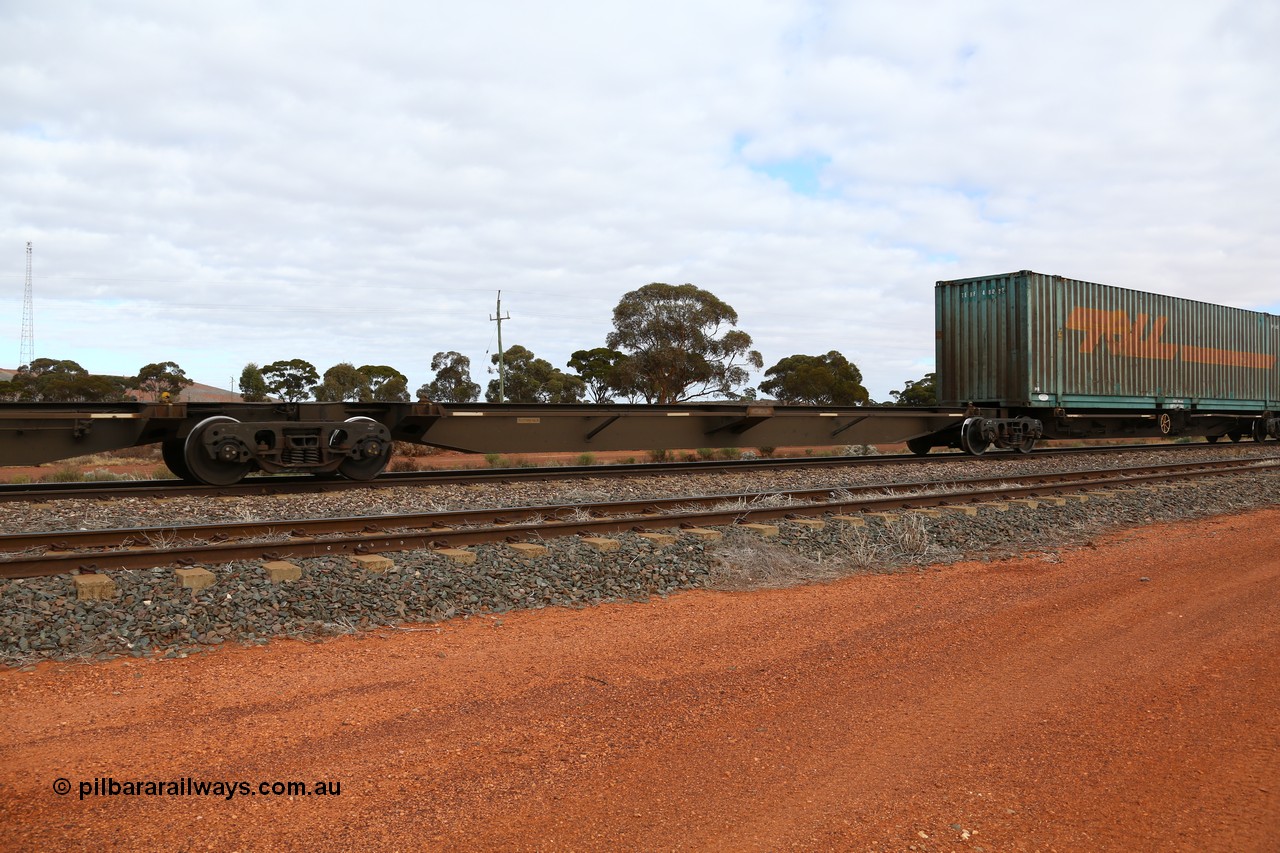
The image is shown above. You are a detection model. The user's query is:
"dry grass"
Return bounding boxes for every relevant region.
[705,513,954,591]
[704,536,846,591]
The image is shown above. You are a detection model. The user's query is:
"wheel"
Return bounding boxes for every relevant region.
[161,438,194,481]
[1254,420,1269,443]
[960,417,990,456]
[183,416,253,486]
[906,437,932,456]
[1228,431,1243,443]
[333,417,392,481]
[1206,434,1220,444]
[1015,436,1036,454]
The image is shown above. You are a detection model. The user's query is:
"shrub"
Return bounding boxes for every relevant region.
[574,452,597,466]
[718,447,741,460]
[757,446,776,458]
[83,469,137,482]
[647,448,671,463]
[484,453,506,467]
[697,447,716,460]
[42,464,86,483]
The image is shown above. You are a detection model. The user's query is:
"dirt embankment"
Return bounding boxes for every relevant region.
[2,510,1278,851]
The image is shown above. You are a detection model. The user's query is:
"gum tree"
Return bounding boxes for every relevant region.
[605,283,761,403]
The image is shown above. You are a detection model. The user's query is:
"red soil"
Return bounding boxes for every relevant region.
[2,509,1278,850]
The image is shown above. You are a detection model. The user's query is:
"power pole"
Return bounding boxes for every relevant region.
[489,290,511,402]
[19,242,34,369]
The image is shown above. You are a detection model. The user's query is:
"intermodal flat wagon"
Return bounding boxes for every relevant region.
[2,270,1277,483]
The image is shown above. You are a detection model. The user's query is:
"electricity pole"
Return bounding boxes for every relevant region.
[490,291,511,402]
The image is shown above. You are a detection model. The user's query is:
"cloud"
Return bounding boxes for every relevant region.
[1,0,1276,403]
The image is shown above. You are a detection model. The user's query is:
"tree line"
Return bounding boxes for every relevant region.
[3,283,937,406]
[0,358,194,402]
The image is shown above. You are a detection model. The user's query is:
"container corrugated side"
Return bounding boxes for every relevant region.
[936,271,1279,409]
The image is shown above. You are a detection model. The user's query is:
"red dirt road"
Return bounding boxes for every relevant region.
[2,511,1279,851]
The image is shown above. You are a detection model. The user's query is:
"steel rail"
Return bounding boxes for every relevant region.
[1,456,1273,554]
[3,457,1276,579]
[0,440,1262,503]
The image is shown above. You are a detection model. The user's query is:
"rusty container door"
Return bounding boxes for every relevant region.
[935,272,1029,405]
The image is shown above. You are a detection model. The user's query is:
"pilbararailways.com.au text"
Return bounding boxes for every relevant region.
[56,777,341,800]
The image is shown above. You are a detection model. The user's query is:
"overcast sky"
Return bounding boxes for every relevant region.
[3,0,1277,402]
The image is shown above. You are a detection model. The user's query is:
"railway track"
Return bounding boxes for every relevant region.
[5,455,1276,579]
[0,439,1264,502]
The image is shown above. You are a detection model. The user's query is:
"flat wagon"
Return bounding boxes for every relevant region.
[2,270,1276,482]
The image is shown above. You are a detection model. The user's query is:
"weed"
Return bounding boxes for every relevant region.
[706,532,844,590]
[143,530,180,549]
[484,453,507,467]
[559,507,597,523]
[718,447,741,460]
[757,446,776,458]
[574,452,597,466]
[41,464,86,483]
[648,448,670,463]
[82,469,139,482]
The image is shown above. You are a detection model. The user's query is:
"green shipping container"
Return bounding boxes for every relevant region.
[935,271,1280,410]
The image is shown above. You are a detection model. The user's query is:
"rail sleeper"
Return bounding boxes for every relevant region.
[74,573,117,601]
[175,567,215,590]
[351,554,396,573]
[262,560,303,583]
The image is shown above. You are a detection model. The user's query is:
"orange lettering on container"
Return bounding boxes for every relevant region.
[1065,308,1175,359]
[1179,345,1275,369]
[1065,307,1275,369]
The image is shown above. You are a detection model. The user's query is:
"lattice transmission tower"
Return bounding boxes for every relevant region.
[19,242,35,369]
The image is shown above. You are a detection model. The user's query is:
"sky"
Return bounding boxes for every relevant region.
[2,0,1278,402]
